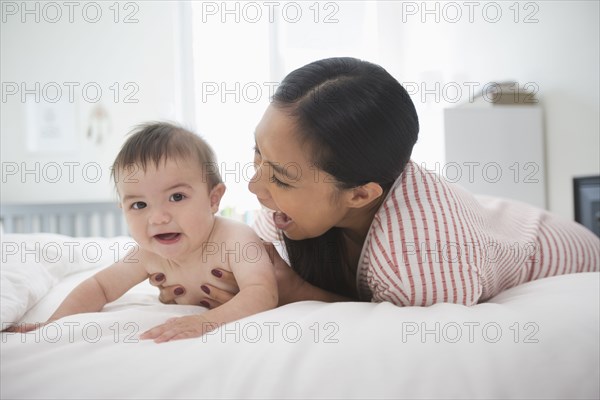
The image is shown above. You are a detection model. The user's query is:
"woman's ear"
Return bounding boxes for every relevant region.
[346,182,384,209]
[209,183,227,213]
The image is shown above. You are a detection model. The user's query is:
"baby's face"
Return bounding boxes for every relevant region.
[116,157,222,261]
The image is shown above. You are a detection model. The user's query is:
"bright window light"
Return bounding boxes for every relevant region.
[191,1,380,218]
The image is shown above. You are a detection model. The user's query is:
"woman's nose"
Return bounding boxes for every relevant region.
[248,166,270,201]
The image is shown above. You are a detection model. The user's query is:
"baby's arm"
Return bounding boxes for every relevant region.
[141,227,277,342]
[13,248,149,332]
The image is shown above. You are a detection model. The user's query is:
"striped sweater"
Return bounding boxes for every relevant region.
[253,161,600,306]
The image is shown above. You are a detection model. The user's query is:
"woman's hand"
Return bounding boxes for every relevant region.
[148,269,239,308]
[148,241,346,307]
[198,242,306,306]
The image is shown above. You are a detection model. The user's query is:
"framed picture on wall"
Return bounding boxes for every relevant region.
[26,101,77,153]
[574,176,600,237]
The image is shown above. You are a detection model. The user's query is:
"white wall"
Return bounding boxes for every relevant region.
[3,1,598,220]
[376,0,599,219]
[1,1,192,204]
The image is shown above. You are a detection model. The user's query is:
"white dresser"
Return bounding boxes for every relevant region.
[444,105,546,209]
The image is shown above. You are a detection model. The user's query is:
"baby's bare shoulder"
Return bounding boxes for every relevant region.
[214,216,261,242]
[212,217,268,269]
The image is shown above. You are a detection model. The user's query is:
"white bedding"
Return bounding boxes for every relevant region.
[1,234,599,399]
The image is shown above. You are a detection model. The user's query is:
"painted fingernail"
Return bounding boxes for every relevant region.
[174,287,185,296]
[211,269,222,278]
[200,301,210,308]
[155,273,165,282]
[201,285,210,294]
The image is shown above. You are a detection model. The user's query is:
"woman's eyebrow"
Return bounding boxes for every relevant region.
[254,136,297,180]
[269,162,295,179]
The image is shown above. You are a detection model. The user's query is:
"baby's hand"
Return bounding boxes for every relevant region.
[3,322,46,333]
[139,315,219,343]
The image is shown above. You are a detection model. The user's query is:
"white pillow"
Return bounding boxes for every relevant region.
[0,233,135,329]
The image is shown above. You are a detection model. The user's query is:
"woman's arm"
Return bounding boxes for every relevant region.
[269,242,352,304]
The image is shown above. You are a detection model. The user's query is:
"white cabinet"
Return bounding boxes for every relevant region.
[444,106,546,209]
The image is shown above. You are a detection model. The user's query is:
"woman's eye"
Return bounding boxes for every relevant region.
[131,202,146,210]
[170,193,185,202]
[270,175,290,189]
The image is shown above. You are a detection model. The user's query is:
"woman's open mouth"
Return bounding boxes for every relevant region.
[154,232,181,244]
[273,211,293,230]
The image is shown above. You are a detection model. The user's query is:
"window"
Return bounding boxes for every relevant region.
[191,1,380,217]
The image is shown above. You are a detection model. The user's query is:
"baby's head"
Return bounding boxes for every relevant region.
[112,122,225,259]
[111,122,222,190]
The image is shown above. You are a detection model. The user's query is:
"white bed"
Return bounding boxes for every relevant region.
[1,203,599,399]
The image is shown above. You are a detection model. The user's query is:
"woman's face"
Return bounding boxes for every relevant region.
[249,105,352,240]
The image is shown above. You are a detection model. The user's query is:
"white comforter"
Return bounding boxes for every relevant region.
[1,234,599,399]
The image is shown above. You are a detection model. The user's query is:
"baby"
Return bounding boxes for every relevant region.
[13,122,277,342]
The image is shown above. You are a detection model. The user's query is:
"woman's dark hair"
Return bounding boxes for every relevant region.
[272,57,419,300]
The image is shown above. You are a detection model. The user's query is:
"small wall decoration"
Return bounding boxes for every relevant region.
[26,101,77,153]
[86,104,111,145]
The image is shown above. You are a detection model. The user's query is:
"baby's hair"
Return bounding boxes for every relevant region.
[111,122,222,189]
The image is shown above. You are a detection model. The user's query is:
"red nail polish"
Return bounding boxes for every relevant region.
[155,273,165,281]
[200,301,210,308]
[211,269,222,278]
[201,285,210,294]
[174,287,184,296]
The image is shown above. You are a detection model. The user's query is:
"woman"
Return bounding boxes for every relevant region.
[153,57,599,307]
